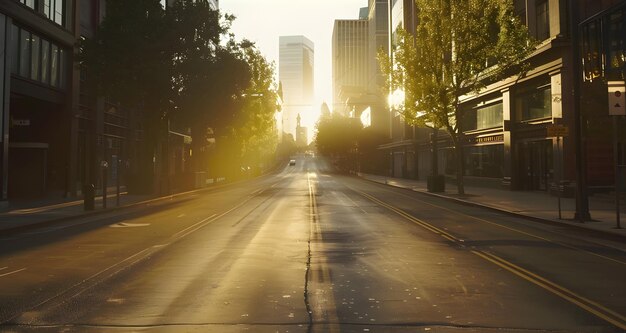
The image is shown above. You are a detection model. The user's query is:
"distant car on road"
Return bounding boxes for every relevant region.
[289,159,296,166]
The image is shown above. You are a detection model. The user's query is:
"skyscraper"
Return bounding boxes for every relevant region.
[279,36,314,139]
[332,18,369,116]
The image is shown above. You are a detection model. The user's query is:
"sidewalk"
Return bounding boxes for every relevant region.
[0,164,282,235]
[358,173,626,240]
[0,184,220,234]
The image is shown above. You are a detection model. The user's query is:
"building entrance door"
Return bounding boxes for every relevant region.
[519,140,552,191]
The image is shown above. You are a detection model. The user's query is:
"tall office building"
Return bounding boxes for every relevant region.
[332,18,369,116]
[279,35,314,139]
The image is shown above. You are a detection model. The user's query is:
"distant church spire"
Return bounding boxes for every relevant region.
[296,113,301,128]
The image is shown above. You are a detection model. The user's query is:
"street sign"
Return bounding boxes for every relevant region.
[608,81,625,116]
[546,124,569,137]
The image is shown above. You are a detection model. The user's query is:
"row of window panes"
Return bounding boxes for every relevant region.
[464,103,503,131]
[18,0,64,26]
[10,24,66,89]
[516,86,552,121]
[581,7,625,81]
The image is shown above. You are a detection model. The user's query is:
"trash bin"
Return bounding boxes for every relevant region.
[83,184,95,211]
[427,175,445,192]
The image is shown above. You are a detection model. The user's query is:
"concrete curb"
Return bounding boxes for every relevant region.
[0,164,288,236]
[359,176,626,242]
[0,180,237,236]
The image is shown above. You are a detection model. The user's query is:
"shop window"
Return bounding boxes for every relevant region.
[464,144,504,178]
[516,85,552,121]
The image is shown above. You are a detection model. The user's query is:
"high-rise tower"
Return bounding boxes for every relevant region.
[279,36,314,139]
[332,18,369,116]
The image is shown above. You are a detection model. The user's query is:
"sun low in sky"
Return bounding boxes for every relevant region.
[221,0,367,131]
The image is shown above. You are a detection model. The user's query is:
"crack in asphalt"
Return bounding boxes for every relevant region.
[304,173,315,333]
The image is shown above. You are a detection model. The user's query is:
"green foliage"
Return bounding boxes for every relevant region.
[231,46,281,172]
[80,0,282,183]
[80,0,170,128]
[379,0,535,193]
[315,112,362,159]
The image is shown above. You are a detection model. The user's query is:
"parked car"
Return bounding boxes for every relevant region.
[289,159,296,166]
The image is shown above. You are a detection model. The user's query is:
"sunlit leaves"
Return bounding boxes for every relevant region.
[379,0,535,194]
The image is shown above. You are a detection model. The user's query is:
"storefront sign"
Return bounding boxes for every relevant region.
[608,81,625,116]
[11,119,30,126]
[546,124,569,137]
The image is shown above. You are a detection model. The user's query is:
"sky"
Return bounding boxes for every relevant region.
[220,0,368,130]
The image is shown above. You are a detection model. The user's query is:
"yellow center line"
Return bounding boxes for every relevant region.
[353,187,626,330]
[308,172,340,333]
[473,250,626,330]
[372,183,626,265]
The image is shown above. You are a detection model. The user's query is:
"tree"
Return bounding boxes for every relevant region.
[380,0,535,194]
[80,0,170,192]
[315,112,362,172]
[231,46,281,175]
[81,0,254,190]
[165,0,251,174]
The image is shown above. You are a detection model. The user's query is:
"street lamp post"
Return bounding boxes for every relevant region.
[570,0,591,221]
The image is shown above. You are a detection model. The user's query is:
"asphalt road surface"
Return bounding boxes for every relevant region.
[1,155,625,332]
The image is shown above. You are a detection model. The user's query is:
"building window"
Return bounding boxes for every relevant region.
[54,0,64,25]
[19,0,64,26]
[464,144,504,178]
[536,0,550,41]
[516,85,552,121]
[41,40,50,84]
[581,20,603,82]
[51,44,58,87]
[31,35,40,81]
[464,102,503,131]
[608,9,625,74]
[581,5,626,81]
[19,29,31,78]
[23,0,35,9]
[10,24,67,89]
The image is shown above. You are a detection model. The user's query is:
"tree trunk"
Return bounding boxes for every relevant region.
[452,133,465,195]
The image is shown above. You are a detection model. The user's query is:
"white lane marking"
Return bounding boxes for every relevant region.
[177,214,186,218]
[110,222,151,228]
[172,214,217,239]
[0,267,7,271]
[0,268,26,278]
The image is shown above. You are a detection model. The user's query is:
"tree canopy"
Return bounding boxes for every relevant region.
[380,0,535,194]
[80,0,280,188]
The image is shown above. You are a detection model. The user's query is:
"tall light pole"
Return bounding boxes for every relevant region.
[570,0,591,221]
